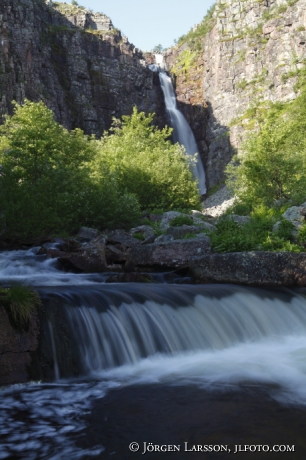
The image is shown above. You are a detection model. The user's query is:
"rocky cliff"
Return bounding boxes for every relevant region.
[0,0,166,136]
[165,0,306,190]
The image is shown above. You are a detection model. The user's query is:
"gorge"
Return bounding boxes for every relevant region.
[1,0,306,458]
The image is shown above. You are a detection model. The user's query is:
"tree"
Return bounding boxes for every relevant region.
[152,44,163,53]
[94,107,201,211]
[0,100,140,240]
[226,95,306,207]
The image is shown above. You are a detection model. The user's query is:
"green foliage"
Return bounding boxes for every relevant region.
[226,91,306,207]
[132,232,145,241]
[298,223,306,246]
[0,285,41,330]
[209,204,305,253]
[177,4,216,50]
[171,49,197,76]
[94,108,201,212]
[0,102,200,241]
[169,215,194,227]
[182,232,197,239]
[0,100,140,241]
[152,45,163,53]
[275,219,295,241]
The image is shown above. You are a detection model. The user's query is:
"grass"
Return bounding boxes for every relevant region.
[0,285,41,330]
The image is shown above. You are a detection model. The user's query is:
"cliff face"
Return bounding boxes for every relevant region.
[0,0,166,136]
[166,0,306,190]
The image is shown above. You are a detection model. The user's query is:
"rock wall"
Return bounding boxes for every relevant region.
[0,0,166,136]
[165,0,306,190]
[0,306,39,385]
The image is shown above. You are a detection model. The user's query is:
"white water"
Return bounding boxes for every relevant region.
[1,248,306,457]
[150,54,206,194]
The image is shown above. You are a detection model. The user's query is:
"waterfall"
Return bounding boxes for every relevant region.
[38,282,306,404]
[1,248,306,458]
[150,54,207,195]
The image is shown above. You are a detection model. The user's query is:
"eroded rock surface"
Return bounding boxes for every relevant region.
[190,252,306,286]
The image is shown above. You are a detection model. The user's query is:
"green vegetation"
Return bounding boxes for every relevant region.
[93,108,201,212]
[177,4,216,51]
[226,90,306,207]
[0,285,41,330]
[0,101,200,243]
[208,208,303,253]
[169,215,194,227]
[219,74,306,254]
[171,49,197,77]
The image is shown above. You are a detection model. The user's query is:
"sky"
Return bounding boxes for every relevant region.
[69,0,215,51]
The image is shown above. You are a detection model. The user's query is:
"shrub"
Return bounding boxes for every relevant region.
[94,108,201,212]
[208,206,300,253]
[226,90,306,208]
[169,215,194,227]
[0,285,41,330]
[0,100,140,241]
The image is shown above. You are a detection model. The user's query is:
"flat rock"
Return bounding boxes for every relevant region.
[190,252,306,286]
[126,237,211,269]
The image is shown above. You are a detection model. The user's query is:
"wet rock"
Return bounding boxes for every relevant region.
[126,237,211,269]
[0,306,39,385]
[105,272,153,283]
[190,252,306,286]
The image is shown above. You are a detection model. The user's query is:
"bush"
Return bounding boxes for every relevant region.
[226,91,306,208]
[208,206,304,253]
[169,215,194,227]
[0,285,41,330]
[94,108,201,212]
[0,101,140,241]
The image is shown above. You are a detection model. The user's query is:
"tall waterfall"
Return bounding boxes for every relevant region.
[150,54,207,195]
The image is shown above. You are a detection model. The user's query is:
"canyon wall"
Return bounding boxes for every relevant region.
[0,0,166,137]
[166,0,306,189]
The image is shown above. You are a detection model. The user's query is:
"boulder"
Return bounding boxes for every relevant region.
[282,203,306,230]
[130,225,156,239]
[166,223,215,239]
[59,236,107,272]
[126,237,211,269]
[154,234,174,243]
[105,244,126,264]
[105,230,141,248]
[77,226,100,241]
[190,252,306,286]
[160,211,187,231]
[160,211,209,231]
